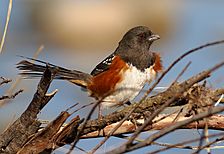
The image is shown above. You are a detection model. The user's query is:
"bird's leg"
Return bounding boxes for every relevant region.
[98,103,103,120]
[97,102,106,136]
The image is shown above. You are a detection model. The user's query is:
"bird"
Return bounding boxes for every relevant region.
[17,26,162,113]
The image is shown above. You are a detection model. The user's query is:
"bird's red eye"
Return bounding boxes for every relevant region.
[138,33,146,39]
[137,33,147,43]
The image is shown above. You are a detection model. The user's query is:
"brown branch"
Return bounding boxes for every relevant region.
[0,89,23,101]
[88,107,137,154]
[17,111,70,154]
[143,40,224,105]
[81,114,224,139]
[67,99,102,154]
[170,61,191,86]
[0,77,12,86]
[149,132,224,154]
[192,136,224,154]
[121,106,224,154]
[0,66,57,153]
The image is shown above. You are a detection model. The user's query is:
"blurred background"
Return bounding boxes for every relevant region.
[0,0,224,153]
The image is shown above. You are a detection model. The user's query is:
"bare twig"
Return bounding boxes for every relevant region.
[151,141,198,150]
[126,107,224,153]
[32,45,44,60]
[67,99,102,154]
[17,111,69,154]
[88,107,137,154]
[81,114,224,139]
[149,132,224,154]
[195,121,207,154]
[0,89,23,100]
[145,40,224,103]
[65,102,79,112]
[192,136,224,154]
[0,0,12,53]
[0,77,12,86]
[70,102,95,114]
[170,61,191,86]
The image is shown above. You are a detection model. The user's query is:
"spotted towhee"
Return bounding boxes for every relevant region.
[17,26,162,108]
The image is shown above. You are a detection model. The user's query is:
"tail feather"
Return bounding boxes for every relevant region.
[17,57,92,88]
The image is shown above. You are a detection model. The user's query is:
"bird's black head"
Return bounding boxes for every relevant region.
[118,26,160,50]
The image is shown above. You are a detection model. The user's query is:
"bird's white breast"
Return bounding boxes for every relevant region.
[102,65,156,108]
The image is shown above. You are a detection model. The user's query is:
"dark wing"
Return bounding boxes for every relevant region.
[90,53,115,76]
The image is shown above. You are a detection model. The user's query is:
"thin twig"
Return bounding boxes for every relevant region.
[65,103,79,112]
[0,0,12,53]
[149,132,224,154]
[205,122,210,154]
[144,40,224,104]
[32,45,44,60]
[194,119,210,154]
[67,99,102,154]
[127,107,224,153]
[88,107,137,154]
[119,135,199,151]
[70,102,95,115]
[75,145,88,154]
[172,107,184,123]
[152,109,181,127]
[152,141,198,150]
[196,122,207,153]
[214,94,224,106]
[170,61,191,86]
[0,89,23,101]
[0,77,12,86]
[125,94,182,147]
[192,136,224,154]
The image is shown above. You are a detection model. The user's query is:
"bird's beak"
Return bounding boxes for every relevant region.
[148,34,160,41]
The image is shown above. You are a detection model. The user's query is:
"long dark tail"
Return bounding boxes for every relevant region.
[17,56,92,88]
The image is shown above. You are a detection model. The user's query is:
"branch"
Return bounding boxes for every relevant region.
[81,114,224,138]
[0,66,57,153]
[17,111,70,154]
[0,77,12,86]
[0,89,23,100]
[107,106,224,154]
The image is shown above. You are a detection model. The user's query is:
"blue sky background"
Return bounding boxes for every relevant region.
[0,1,224,153]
